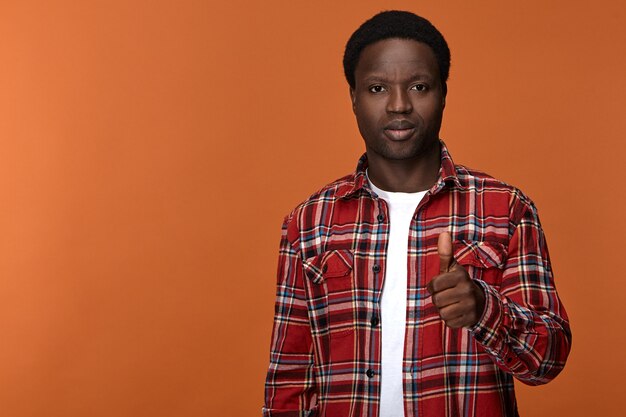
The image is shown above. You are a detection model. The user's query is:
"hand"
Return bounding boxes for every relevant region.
[427,232,486,329]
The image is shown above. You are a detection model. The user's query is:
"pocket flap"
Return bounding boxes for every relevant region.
[452,240,507,269]
[303,250,354,284]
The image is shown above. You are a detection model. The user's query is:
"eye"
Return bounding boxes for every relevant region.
[369,85,386,93]
[411,84,428,92]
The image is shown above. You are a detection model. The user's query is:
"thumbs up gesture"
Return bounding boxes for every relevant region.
[426,232,486,329]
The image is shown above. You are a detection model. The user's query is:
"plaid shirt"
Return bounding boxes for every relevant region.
[264,142,571,417]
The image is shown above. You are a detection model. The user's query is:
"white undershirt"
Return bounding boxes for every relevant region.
[368,174,426,417]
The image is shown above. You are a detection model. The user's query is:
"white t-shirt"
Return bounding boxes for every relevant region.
[368,175,426,417]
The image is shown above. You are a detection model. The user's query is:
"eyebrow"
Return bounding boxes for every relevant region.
[362,73,435,83]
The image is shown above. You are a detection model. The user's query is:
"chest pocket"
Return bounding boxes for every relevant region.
[303,249,355,339]
[452,240,507,288]
[303,249,354,292]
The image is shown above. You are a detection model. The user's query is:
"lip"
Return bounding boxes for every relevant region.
[384,127,416,141]
[385,119,416,130]
[383,119,416,141]
[384,119,415,140]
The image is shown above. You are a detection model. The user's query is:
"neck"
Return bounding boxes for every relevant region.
[366,141,441,193]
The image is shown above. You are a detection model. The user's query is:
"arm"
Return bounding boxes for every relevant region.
[263,217,318,417]
[469,201,572,385]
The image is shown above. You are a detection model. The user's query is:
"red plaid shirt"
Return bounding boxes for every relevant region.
[264,142,571,417]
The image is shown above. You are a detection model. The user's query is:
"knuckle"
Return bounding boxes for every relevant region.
[441,307,457,322]
[458,279,471,291]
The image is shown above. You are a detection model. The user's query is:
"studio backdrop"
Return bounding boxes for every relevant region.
[0,1,624,416]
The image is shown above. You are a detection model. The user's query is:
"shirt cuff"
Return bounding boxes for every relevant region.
[262,406,318,417]
[469,280,520,371]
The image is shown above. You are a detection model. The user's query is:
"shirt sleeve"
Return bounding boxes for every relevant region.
[469,200,572,385]
[263,216,318,417]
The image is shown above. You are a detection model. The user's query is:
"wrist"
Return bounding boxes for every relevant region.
[472,280,486,326]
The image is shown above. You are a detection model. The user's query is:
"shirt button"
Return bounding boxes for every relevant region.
[377,213,385,222]
[322,264,328,273]
[366,369,375,378]
[370,315,379,327]
[372,264,380,273]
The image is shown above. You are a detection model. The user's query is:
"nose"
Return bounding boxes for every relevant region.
[386,88,413,114]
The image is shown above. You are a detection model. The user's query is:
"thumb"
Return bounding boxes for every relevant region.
[438,232,454,273]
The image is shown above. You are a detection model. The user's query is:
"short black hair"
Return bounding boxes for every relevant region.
[343,10,451,92]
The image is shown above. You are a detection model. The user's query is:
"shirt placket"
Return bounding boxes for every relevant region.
[360,192,389,416]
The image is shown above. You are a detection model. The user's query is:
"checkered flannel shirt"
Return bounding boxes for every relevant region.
[263,141,571,417]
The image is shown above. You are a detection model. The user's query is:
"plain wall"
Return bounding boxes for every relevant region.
[1,1,624,416]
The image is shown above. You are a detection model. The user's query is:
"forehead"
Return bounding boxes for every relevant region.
[355,38,440,80]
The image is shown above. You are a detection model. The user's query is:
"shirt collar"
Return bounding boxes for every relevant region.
[336,139,462,199]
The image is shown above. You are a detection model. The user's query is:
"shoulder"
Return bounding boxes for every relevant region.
[282,172,357,241]
[454,164,538,221]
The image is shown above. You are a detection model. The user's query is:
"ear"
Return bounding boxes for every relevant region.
[441,83,448,110]
[349,87,356,114]
[441,83,447,110]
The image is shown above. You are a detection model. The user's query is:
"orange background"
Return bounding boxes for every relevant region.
[1,1,624,416]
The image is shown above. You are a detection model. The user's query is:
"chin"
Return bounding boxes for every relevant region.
[375,140,433,161]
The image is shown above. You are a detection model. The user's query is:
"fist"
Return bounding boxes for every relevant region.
[426,232,486,329]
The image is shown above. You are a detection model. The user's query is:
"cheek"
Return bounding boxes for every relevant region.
[355,104,383,130]
[417,102,444,125]
[354,110,372,131]
[355,114,375,139]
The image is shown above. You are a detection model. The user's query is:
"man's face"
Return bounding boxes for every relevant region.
[350,38,446,161]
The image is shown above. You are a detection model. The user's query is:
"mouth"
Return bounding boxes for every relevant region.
[384,128,416,141]
[384,120,416,141]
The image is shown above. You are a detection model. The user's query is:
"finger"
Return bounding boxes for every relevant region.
[428,269,465,294]
[431,287,461,309]
[438,232,454,274]
[438,304,464,324]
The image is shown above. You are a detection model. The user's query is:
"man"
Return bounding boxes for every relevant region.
[263,10,571,417]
